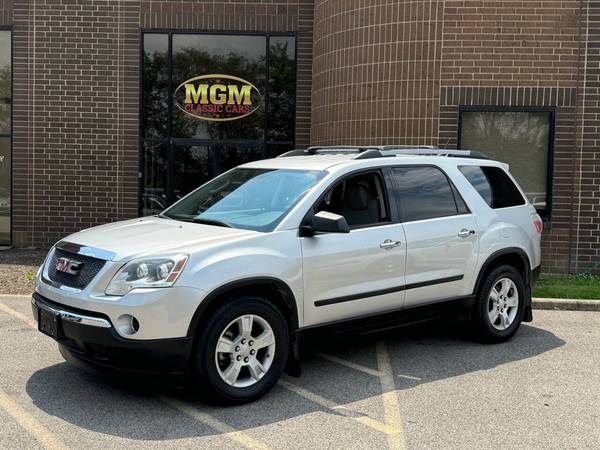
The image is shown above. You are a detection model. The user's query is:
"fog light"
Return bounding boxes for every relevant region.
[116,314,140,335]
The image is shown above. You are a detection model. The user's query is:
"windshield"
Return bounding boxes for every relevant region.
[162,168,326,232]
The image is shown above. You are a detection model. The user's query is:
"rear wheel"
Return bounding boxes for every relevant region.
[191,296,289,404]
[472,265,525,343]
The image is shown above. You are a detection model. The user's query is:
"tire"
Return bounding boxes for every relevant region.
[190,295,289,405]
[472,264,525,343]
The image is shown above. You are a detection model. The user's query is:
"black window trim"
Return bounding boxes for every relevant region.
[457,105,555,220]
[388,164,473,224]
[302,167,399,232]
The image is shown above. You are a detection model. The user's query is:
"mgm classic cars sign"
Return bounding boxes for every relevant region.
[175,74,262,122]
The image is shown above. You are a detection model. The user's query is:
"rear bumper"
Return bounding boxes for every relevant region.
[32,292,193,379]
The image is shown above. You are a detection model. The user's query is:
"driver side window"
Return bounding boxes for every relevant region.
[316,171,389,228]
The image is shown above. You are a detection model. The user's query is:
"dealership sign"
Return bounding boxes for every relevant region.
[174,74,262,122]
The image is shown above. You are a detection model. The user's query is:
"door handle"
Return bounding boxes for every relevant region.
[380,239,402,250]
[458,228,476,238]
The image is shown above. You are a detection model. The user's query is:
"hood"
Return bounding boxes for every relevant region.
[60,217,256,261]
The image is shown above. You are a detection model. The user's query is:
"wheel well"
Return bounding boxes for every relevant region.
[187,279,299,338]
[474,250,530,295]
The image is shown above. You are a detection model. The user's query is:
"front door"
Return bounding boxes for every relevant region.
[301,170,407,327]
[389,165,479,307]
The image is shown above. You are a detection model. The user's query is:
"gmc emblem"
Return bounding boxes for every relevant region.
[55,257,83,276]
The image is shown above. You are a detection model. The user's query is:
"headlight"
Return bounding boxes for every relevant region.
[105,254,189,296]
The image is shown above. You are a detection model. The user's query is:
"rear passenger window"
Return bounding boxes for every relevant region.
[392,166,463,221]
[459,165,525,209]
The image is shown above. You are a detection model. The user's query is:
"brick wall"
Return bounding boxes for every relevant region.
[12,0,139,248]
[311,0,444,146]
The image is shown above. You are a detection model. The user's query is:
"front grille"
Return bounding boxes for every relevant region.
[46,248,106,290]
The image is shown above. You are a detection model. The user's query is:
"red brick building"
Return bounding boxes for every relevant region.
[0,0,598,274]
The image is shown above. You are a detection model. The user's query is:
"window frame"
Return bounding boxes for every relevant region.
[457,105,555,220]
[303,168,398,231]
[139,30,298,216]
[388,164,472,224]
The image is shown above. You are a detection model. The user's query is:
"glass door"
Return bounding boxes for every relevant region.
[140,32,297,216]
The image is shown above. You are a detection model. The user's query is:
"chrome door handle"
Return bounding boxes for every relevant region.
[458,228,476,238]
[380,239,401,250]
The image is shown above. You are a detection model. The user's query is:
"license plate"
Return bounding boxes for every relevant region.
[38,307,63,340]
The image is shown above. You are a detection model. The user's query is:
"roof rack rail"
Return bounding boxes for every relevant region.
[277,146,488,160]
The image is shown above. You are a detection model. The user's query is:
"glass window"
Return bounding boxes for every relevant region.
[392,167,459,222]
[267,36,296,142]
[163,168,324,232]
[142,142,168,216]
[460,165,525,209]
[458,165,492,206]
[316,172,389,227]
[459,110,552,216]
[141,33,297,216]
[0,31,10,246]
[142,34,168,138]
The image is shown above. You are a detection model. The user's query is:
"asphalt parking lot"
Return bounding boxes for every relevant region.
[0,294,599,450]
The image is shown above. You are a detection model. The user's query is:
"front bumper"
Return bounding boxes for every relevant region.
[32,293,193,378]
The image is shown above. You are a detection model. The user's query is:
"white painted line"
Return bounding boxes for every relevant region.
[0,387,68,450]
[397,374,421,381]
[376,341,407,450]
[0,300,37,329]
[279,378,394,435]
[159,396,271,450]
[316,352,382,377]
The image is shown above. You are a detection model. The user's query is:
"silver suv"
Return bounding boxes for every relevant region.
[33,147,542,404]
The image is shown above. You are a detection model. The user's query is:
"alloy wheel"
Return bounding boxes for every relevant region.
[488,278,519,330]
[214,314,276,388]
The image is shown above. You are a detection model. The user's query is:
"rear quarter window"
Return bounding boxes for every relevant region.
[459,165,525,209]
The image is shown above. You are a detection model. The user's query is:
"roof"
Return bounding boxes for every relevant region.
[241,147,498,172]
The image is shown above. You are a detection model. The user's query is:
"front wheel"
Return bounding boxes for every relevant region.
[472,265,525,343]
[190,296,289,404]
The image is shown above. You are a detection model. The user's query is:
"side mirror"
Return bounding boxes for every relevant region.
[301,211,350,236]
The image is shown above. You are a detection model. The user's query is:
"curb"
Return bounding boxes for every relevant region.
[533,298,600,312]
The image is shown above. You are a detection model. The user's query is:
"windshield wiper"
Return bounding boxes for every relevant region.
[188,218,232,228]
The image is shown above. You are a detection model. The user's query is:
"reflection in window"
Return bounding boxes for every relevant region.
[268,36,296,142]
[142,34,168,138]
[0,31,10,246]
[173,145,213,199]
[392,167,459,222]
[142,142,167,216]
[459,110,552,217]
[171,34,267,141]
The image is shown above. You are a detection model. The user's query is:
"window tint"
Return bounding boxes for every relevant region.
[459,165,525,209]
[458,165,492,206]
[316,172,389,227]
[392,167,459,221]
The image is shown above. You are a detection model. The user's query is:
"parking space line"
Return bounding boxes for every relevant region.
[376,341,407,450]
[0,387,68,450]
[278,379,395,435]
[316,353,382,377]
[0,300,37,329]
[159,396,271,450]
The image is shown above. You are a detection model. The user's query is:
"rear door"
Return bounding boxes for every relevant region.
[389,165,479,307]
[301,169,407,326]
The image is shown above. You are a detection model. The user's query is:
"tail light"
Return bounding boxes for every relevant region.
[532,215,543,234]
